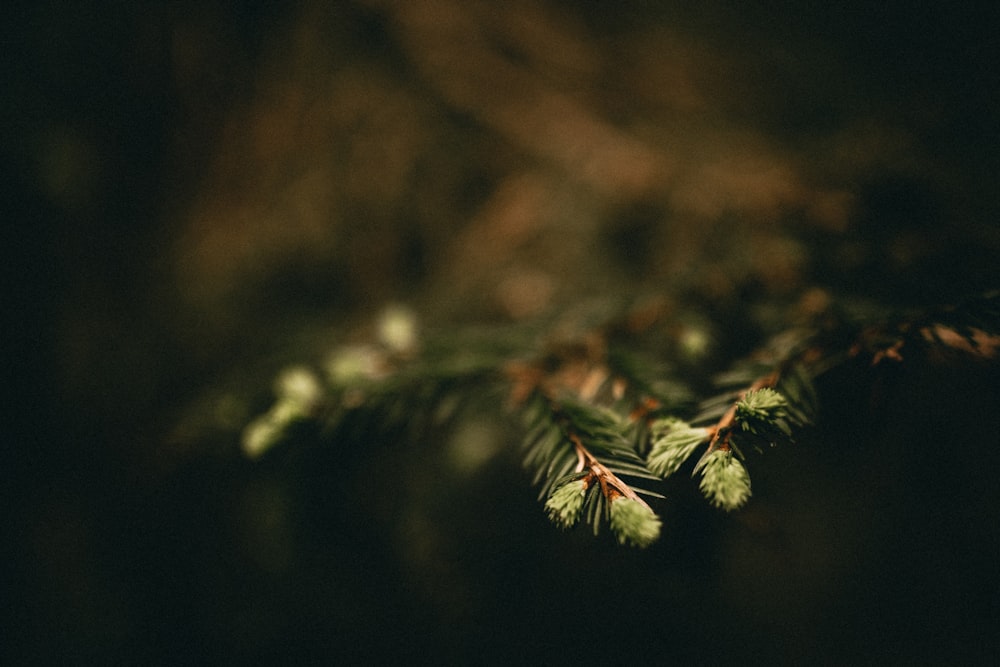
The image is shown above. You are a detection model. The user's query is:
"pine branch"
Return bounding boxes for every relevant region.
[852,290,1000,365]
[646,331,819,511]
[237,291,998,547]
[242,314,514,459]
[522,390,663,546]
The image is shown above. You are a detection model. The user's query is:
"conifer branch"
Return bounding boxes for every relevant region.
[646,358,814,511]
[520,388,663,546]
[851,291,1000,365]
[239,291,998,547]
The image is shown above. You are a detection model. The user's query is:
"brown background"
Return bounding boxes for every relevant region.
[5,1,999,663]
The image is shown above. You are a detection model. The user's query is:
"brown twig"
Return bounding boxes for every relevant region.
[566,431,649,507]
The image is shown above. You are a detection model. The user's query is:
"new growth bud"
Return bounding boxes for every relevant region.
[544,479,587,529]
[696,449,752,511]
[736,387,788,424]
[609,497,662,548]
[647,418,711,478]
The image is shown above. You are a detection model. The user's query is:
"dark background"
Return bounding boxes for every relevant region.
[5,1,999,664]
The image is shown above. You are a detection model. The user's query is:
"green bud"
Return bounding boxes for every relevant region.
[275,366,322,408]
[609,497,661,548]
[544,479,587,529]
[270,397,310,424]
[242,415,284,459]
[736,388,788,422]
[678,323,713,362]
[647,419,710,478]
[696,449,752,511]
[377,304,419,354]
[242,370,320,460]
[324,344,385,385]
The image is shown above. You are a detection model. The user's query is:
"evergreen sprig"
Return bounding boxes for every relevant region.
[609,496,662,547]
[239,293,998,548]
[694,449,752,511]
[522,391,664,545]
[854,291,1000,364]
[735,387,798,442]
[242,366,324,458]
[646,418,710,478]
[242,312,513,459]
[544,476,588,528]
[645,366,812,512]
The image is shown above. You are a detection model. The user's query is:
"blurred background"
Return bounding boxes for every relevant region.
[5,0,999,663]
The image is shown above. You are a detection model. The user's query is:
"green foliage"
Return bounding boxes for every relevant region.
[605,346,693,408]
[736,388,796,438]
[609,496,662,547]
[736,387,787,421]
[240,292,999,547]
[544,477,587,528]
[537,397,661,486]
[242,366,323,458]
[646,419,710,478]
[522,392,664,542]
[695,450,752,511]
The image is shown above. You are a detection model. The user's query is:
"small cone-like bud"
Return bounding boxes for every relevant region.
[544,479,587,529]
[609,497,661,548]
